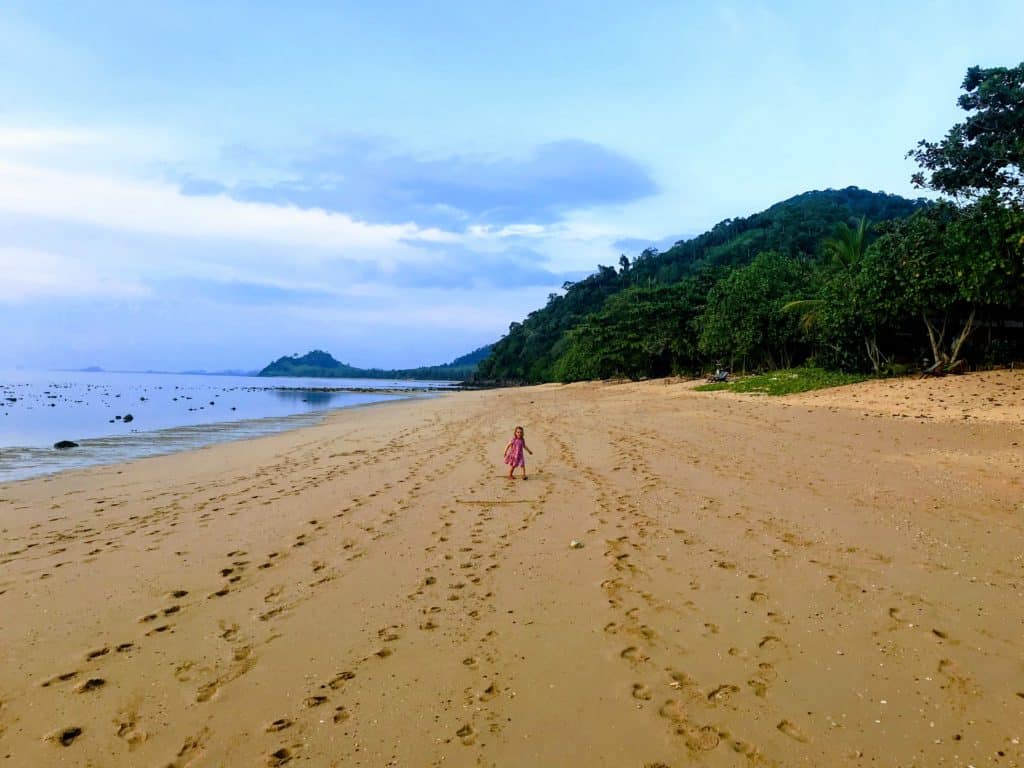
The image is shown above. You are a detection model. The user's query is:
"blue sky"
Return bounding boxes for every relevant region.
[1,1,1021,370]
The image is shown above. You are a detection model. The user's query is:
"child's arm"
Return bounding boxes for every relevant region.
[503,440,513,457]
[524,442,533,455]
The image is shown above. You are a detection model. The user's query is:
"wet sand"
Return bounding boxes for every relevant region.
[1,372,1022,767]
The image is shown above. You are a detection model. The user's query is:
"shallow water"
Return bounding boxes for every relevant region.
[0,370,450,482]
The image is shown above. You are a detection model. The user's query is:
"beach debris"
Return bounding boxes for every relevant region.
[570,540,584,549]
[53,440,79,450]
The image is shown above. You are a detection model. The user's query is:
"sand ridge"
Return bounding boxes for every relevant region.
[0,374,1022,766]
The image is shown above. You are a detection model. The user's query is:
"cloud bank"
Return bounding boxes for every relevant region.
[180,137,658,230]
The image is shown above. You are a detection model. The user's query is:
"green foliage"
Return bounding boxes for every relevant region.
[866,199,1024,362]
[822,216,870,268]
[697,252,814,370]
[552,280,708,382]
[909,63,1024,205]
[694,367,869,395]
[475,265,622,382]
[810,199,1024,370]
[476,188,924,383]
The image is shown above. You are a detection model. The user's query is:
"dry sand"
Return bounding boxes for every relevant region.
[1,372,1022,767]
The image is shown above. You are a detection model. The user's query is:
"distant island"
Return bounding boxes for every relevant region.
[258,346,492,381]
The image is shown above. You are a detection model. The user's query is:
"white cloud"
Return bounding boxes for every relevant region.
[0,247,150,302]
[0,127,100,150]
[0,161,456,260]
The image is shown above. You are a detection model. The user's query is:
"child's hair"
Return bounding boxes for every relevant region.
[514,425,524,436]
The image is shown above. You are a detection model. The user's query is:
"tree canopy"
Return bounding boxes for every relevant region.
[909,63,1024,206]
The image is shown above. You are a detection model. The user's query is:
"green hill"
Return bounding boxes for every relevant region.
[258,346,492,381]
[475,187,929,383]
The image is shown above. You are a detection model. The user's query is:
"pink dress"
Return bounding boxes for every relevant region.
[505,437,526,467]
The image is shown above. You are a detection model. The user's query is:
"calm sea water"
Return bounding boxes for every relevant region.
[0,370,452,483]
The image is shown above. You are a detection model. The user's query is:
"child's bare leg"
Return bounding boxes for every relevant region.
[520,466,528,479]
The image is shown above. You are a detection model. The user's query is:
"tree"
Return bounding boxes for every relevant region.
[909,63,1024,206]
[553,280,707,382]
[698,252,812,370]
[781,216,871,335]
[822,215,870,268]
[866,201,1024,367]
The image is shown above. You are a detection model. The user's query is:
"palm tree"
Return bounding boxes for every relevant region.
[782,217,871,331]
[822,216,869,269]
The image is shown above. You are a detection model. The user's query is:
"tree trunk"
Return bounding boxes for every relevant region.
[864,335,885,376]
[948,307,977,364]
[922,308,977,368]
[922,312,948,364]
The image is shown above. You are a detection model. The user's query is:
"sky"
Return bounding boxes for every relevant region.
[1,1,1021,371]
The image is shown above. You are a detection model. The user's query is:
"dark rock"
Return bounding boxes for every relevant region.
[122,414,134,423]
[54,440,79,450]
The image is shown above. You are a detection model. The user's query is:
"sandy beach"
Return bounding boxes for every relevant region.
[1,372,1022,767]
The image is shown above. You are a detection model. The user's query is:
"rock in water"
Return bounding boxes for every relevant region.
[54,440,79,449]
[122,414,134,423]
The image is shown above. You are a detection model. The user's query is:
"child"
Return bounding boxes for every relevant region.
[503,425,533,480]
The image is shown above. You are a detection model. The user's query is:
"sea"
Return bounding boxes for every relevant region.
[0,370,453,483]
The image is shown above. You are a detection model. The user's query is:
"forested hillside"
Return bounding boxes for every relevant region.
[476,64,1024,384]
[476,187,927,382]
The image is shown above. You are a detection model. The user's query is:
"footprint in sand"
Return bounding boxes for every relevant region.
[478,682,499,702]
[456,724,476,745]
[621,646,649,664]
[706,684,739,704]
[632,683,653,700]
[264,719,292,732]
[327,671,355,689]
[41,671,79,688]
[49,726,83,746]
[74,678,105,693]
[683,726,721,752]
[777,719,810,743]
[267,747,293,766]
[115,712,146,750]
